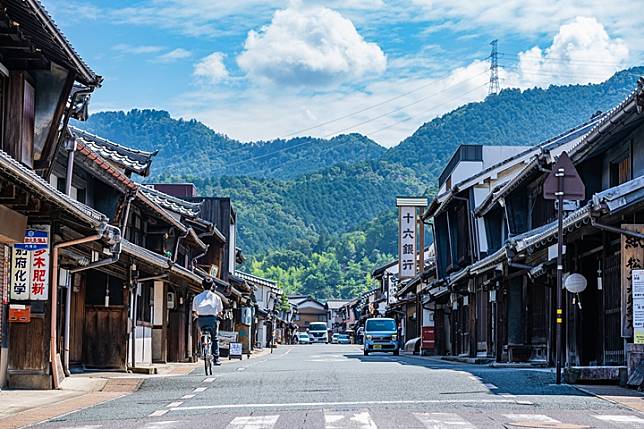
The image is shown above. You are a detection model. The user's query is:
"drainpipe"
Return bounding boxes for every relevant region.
[64,140,76,196]
[120,193,136,232]
[172,228,191,262]
[191,244,209,271]
[61,139,77,377]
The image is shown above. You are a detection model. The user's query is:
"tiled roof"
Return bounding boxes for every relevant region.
[0,149,106,225]
[140,186,202,218]
[236,271,279,290]
[75,140,138,191]
[5,0,100,86]
[70,127,156,176]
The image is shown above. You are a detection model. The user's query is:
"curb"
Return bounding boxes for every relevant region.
[571,384,644,415]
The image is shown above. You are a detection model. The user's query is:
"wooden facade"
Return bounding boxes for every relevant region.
[417,81,644,379]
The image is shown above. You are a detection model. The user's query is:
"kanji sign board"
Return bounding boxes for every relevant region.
[399,206,416,279]
[10,225,51,301]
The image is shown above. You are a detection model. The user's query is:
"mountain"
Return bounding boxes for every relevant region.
[386,67,644,177]
[76,110,385,179]
[74,67,644,299]
[169,160,429,255]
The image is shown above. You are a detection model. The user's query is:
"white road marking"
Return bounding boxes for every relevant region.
[237,367,247,371]
[594,415,644,426]
[148,410,169,417]
[142,421,179,429]
[414,412,475,429]
[203,377,216,383]
[166,401,183,408]
[181,394,196,399]
[324,409,377,429]
[483,383,498,390]
[226,415,280,429]
[504,414,559,423]
[57,426,102,429]
[193,387,207,392]
[169,398,517,411]
[499,393,516,398]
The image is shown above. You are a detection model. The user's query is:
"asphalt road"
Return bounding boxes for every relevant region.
[34,345,644,428]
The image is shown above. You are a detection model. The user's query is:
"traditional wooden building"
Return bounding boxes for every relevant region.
[424,79,644,382]
[0,0,107,389]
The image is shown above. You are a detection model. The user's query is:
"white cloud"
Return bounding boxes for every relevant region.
[156,48,192,63]
[193,52,229,84]
[506,17,629,88]
[172,16,632,148]
[236,4,386,86]
[112,44,164,55]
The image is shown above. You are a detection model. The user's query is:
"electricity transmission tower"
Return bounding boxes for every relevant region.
[488,39,500,95]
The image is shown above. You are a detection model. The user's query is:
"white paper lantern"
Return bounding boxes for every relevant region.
[565,273,587,293]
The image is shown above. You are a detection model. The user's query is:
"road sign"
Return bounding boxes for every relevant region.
[542,151,585,385]
[543,152,585,200]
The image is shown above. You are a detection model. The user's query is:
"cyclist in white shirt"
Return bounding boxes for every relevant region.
[192,277,224,365]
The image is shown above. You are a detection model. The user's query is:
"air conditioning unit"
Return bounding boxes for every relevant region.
[167,292,176,310]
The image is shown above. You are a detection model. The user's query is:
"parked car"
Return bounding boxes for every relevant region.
[331,333,340,344]
[363,318,399,356]
[308,322,329,343]
[337,334,350,344]
[296,332,311,344]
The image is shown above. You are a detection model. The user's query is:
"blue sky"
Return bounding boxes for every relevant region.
[44,1,642,147]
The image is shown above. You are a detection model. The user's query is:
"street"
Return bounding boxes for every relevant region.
[32,345,643,429]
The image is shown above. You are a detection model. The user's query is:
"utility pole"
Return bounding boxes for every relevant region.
[488,40,500,96]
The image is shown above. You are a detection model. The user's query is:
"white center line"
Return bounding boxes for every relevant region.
[203,377,216,383]
[181,394,196,399]
[149,410,169,417]
[169,398,518,411]
[194,387,207,392]
[166,401,183,408]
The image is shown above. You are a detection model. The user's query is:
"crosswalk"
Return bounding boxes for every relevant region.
[218,410,644,429]
[53,410,644,429]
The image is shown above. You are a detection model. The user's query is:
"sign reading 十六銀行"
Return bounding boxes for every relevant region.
[10,225,51,301]
[398,206,416,279]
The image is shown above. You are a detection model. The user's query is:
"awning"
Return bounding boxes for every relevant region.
[121,240,229,304]
[0,149,106,227]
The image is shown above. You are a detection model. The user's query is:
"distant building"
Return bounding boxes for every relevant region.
[288,295,328,330]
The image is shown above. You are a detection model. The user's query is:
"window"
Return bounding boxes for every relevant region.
[610,155,630,187]
[317,314,327,322]
[20,79,34,167]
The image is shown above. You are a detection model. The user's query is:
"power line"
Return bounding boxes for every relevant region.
[367,83,489,137]
[280,55,491,139]
[245,82,490,178]
[219,71,487,171]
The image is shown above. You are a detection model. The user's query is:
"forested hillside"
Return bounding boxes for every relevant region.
[385,67,644,177]
[75,67,644,299]
[78,110,385,179]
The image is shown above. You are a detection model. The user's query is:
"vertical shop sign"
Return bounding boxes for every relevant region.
[399,206,416,279]
[621,224,644,338]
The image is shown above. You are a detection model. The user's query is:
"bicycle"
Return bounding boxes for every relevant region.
[201,331,213,375]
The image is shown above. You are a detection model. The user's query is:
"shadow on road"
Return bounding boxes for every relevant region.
[344,352,588,397]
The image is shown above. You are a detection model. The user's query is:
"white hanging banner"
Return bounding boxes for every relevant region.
[399,206,416,279]
[632,269,644,344]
